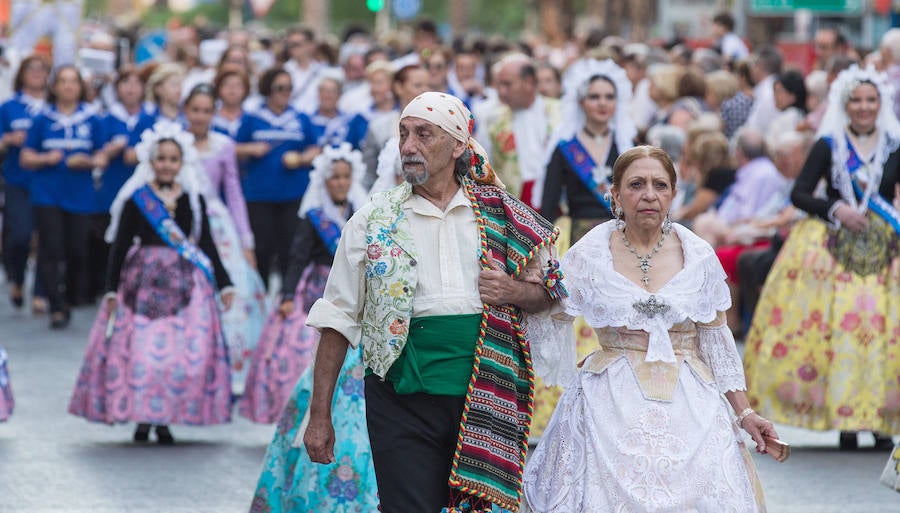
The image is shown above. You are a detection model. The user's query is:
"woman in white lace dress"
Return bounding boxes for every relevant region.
[523,145,778,512]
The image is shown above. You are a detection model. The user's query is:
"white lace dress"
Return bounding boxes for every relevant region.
[523,221,766,513]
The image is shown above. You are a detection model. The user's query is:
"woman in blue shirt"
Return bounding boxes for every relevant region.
[145,63,184,124]
[90,65,156,301]
[21,65,107,328]
[0,55,49,310]
[309,75,368,150]
[212,66,250,139]
[235,67,320,288]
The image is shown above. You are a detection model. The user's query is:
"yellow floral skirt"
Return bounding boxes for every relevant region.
[743,216,900,433]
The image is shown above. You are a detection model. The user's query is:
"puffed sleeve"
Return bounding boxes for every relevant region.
[524,243,577,387]
[540,146,566,223]
[219,138,255,249]
[791,138,840,222]
[305,208,368,347]
[106,199,139,292]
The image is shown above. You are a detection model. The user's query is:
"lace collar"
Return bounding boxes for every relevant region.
[561,221,730,362]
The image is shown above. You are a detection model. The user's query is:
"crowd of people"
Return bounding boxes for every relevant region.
[1,8,900,511]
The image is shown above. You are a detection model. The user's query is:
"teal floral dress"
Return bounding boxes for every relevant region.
[249,346,377,512]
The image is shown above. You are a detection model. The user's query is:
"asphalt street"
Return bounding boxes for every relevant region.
[0,284,898,512]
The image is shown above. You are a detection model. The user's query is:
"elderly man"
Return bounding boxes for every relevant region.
[475,54,561,210]
[303,92,566,513]
[814,27,849,71]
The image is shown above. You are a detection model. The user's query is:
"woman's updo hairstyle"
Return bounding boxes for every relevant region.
[611,145,677,190]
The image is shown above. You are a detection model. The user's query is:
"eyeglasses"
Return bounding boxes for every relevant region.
[24,62,48,72]
[426,63,446,71]
[271,84,292,93]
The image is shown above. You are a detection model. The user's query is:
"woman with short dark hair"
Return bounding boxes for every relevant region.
[21,65,107,328]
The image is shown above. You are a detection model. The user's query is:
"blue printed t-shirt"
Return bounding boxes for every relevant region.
[309,110,369,150]
[212,112,242,139]
[25,103,105,213]
[0,93,45,187]
[235,105,315,202]
[96,104,156,212]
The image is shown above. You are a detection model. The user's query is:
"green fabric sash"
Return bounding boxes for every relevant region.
[385,314,482,396]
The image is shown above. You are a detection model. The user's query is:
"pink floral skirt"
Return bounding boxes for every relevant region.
[68,246,232,426]
[239,264,329,423]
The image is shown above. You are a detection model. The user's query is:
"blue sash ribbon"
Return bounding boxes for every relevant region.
[558,138,612,211]
[306,207,343,255]
[841,136,900,237]
[132,185,217,284]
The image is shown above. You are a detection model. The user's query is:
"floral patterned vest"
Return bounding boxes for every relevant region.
[360,182,420,377]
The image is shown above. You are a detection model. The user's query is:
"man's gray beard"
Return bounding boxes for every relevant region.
[400,158,429,185]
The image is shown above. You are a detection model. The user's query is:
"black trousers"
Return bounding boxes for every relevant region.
[364,375,466,513]
[247,199,301,289]
[33,206,91,314]
[85,213,111,302]
[3,183,34,287]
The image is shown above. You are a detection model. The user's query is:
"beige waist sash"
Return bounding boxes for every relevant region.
[580,322,715,401]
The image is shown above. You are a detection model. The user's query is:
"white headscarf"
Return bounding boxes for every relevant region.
[297,142,368,224]
[816,64,900,210]
[400,91,502,186]
[105,121,207,243]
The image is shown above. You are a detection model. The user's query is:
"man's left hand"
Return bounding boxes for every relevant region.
[479,259,517,306]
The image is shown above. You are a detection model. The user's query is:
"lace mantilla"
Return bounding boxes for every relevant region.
[563,221,731,363]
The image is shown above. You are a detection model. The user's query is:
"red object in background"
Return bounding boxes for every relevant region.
[874,0,891,16]
[777,41,815,75]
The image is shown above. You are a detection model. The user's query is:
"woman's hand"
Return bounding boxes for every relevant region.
[44,150,65,166]
[221,290,235,311]
[893,184,900,213]
[242,248,257,269]
[251,142,271,158]
[65,153,93,169]
[741,412,779,454]
[833,203,868,232]
[4,130,26,147]
[278,299,295,318]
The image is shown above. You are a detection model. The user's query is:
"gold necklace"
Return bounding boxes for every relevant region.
[620,227,667,288]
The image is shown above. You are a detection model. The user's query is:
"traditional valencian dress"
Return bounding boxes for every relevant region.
[198,131,267,395]
[0,345,13,421]
[523,221,766,512]
[68,187,233,426]
[248,210,378,511]
[743,134,900,434]
[239,206,343,424]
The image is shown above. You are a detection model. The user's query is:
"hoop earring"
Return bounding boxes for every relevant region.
[662,212,673,234]
[615,205,625,231]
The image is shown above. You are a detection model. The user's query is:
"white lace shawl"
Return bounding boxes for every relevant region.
[529,221,747,392]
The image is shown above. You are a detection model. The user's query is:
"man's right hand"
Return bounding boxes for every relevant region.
[304,414,336,464]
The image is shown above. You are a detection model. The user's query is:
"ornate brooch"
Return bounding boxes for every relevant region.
[632,295,670,319]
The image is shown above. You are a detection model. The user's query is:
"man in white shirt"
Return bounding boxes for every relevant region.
[475,54,561,209]
[284,26,325,114]
[712,12,749,64]
[303,92,563,513]
[742,46,783,135]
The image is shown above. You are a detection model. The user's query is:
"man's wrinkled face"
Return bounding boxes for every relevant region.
[398,117,460,185]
